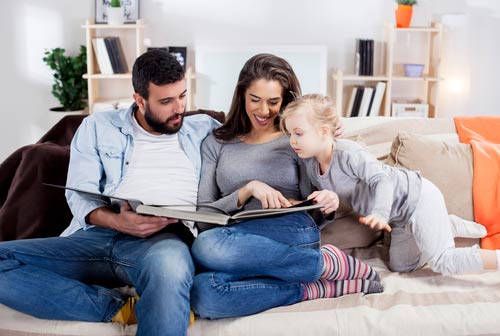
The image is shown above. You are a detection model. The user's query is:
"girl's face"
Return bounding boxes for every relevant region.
[285,113,325,159]
[244,79,283,132]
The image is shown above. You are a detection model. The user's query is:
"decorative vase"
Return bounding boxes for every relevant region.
[395,4,413,28]
[107,7,123,25]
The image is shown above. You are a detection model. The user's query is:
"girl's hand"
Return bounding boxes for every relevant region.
[359,214,392,233]
[307,190,339,215]
[246,180,292,209]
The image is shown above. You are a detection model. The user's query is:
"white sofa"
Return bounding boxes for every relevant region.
[2,117,500,336]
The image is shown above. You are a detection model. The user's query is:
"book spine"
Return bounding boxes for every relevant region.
[114,37,129,73]
[97,37,114,75]
[104,37,120,74]
[355,39,361,76]
[91,38,104,74]
[368,82,386,117]
[367,39,374,76]
[358,87,374,117]
[360,39,366,76]
[350,87,364,117]
[346,86,358,118]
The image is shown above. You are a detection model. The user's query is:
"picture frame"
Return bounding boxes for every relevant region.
[95,0,140,24]
[169,47,187,71]
[146,47,188,71]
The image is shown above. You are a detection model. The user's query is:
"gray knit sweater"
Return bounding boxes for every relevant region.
[303,139,422,225]
[198,133,313,214]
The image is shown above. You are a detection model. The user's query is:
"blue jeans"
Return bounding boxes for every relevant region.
[191,211,322,319]
[0,227,194,336]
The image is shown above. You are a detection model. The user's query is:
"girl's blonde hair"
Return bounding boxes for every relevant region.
[280,93,338,135]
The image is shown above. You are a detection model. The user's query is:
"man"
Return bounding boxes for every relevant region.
[0,50,219,336]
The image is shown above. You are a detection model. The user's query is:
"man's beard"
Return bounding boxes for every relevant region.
[144,103,184,134]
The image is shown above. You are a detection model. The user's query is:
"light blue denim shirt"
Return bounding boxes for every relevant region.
[60,105,220,236]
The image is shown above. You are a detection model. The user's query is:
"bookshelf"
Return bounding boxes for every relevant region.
[333,21,443,118]
[82,19,144,113]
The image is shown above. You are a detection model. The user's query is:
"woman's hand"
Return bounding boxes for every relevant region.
[359,214,392,233]
[334,118,344,138]
[240,180,292,209]
[307,190,339,215]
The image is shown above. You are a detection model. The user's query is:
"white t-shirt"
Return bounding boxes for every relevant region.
[115,116,198,234]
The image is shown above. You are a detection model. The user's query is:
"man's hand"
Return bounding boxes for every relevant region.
[88,203,178,238]
[240,180,292,209]
[307,190,339,215]
[359,214,392,233]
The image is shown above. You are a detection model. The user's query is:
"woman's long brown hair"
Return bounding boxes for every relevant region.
[213,54,302,141]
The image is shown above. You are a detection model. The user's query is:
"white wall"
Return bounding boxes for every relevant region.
[1,0,499,161]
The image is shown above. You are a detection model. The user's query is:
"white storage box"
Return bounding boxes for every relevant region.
[392,102,429,118]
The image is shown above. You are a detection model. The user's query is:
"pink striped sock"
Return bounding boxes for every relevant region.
[302,279,383,300]
[321,244,380,281]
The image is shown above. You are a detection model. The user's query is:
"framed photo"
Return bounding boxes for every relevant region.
[95,0,140,24]
[169,47,187,71]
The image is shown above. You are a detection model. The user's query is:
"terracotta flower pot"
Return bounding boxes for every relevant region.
[395,4,413,28]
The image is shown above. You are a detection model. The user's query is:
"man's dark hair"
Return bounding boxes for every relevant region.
[132,49,185,100]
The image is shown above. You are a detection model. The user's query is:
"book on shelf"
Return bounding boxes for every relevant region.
[106,37,128,73]
[92,36,128,75]
[115,37,129,73]
[367,82,386,116]
[366,39,374,76]
[350,86,364,117]
[358,87,374,117]
[354,39,374,76]
[44,184,323,226]
[346,82,386,117]
[355,39,361,75]
[92,37,113,75]
[345,87,358,117]
[361,40,368,76]
[104,38,120,74]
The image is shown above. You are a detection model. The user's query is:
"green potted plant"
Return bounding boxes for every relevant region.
[43,45,88,126]
[107,0,123,25]
[395,0,417,28]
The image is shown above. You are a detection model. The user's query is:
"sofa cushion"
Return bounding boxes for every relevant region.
[0,143,73,241]
[386,131,474,222]
[320,207,382,250]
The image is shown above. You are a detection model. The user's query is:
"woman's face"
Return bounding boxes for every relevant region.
[244,79,283,132]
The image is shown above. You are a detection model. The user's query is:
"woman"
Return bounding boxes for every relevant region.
[190,54,382,319]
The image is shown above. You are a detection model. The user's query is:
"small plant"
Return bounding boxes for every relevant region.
[110,0,121,7]
[43,46,88,111]
[396,0,417,5]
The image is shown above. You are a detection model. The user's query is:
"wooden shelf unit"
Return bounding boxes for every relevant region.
[82,19,144,113]
[333,21,443,118]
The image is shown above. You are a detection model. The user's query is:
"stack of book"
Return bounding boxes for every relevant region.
[345,82,386,117]
[92,36,128,75]
[354,39,374,76]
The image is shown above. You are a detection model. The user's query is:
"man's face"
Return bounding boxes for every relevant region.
[135,79,187,134]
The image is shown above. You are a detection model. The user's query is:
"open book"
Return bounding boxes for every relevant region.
[44,183,324,226]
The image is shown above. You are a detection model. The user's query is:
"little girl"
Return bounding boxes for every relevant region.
[281,93,499,275]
